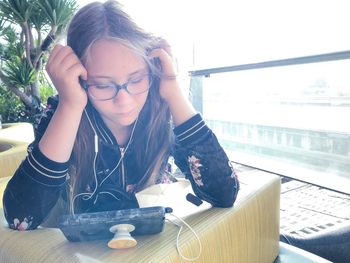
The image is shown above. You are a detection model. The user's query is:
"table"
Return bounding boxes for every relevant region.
[0,170,280,262]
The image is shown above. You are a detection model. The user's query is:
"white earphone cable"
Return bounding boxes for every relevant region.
[166,213,202,261]
[98,116,138,187]
[70,109,138,215]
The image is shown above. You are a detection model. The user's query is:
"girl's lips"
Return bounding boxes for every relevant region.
[117,108,135,116]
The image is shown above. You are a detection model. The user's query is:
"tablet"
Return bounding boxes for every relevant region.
[58,206,172,242]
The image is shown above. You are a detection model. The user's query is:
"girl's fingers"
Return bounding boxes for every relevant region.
[47,45,84,80]
[60,52,82,71]
[148,48,170,59]
[148,48,177,77]
[53,47,76,67]
[47,44,65,66]
[66,63,88,81]
[153,37,173,56]
[160,42,172,56]
[47,45,76,69]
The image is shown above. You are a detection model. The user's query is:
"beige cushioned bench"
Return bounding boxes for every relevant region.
[0,169,280,263]
[0,123,34,179]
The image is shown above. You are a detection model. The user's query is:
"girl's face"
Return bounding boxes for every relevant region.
[85,39,149,132]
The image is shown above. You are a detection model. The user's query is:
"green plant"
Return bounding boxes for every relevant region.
[0,85,28,123]
[39,77,56,103]
[0,0,77,122]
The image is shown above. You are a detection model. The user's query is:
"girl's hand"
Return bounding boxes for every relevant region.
[147,40,181,103]
[148,39,196,125]
[45,44,88,110]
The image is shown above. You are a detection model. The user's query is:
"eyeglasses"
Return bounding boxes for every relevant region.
[80,73,153,101]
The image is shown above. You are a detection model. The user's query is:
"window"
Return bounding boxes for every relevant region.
[190,54,350,194]
[184,0,350,194]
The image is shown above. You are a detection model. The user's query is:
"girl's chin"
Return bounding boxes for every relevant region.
[100,107,141,128]
[117,117,138,127]
[114,111,139,126]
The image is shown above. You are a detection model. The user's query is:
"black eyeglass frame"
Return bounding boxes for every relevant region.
[79,73,154,101]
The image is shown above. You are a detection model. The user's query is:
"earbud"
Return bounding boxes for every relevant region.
[108,224,137,249]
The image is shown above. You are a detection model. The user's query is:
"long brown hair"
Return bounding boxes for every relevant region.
[66,1,173,212]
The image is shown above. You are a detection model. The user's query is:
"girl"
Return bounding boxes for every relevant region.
[3,0,239,231]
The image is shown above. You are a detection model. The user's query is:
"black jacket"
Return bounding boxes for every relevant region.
[3,96,239,230]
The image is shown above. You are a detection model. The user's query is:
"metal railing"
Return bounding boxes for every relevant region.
[189,50,350,77]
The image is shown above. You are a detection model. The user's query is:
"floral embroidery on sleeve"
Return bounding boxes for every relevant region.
[10,216,33,231]
[188,155,204,187]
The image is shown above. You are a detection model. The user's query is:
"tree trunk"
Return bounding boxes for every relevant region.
[31,81,40,99]
[21,22,34,68]
[9,86,33,109]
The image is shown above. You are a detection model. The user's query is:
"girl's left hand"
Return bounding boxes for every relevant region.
[147,40,181,103]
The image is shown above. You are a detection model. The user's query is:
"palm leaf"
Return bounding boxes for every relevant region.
[29,2,50,31]
[3,57,37,87]
[2,26,18,44]
[0,0,33,24]
[14,42,25,58]
[0,26,21,60]
[0,15,6,32]
[36,0,77,27]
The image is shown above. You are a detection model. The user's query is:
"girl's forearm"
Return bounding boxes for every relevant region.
[38,103,84,162]
[166,83,196,126]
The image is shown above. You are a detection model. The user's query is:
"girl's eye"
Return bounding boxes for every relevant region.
[129,76,144,84]
[94,84,113,89]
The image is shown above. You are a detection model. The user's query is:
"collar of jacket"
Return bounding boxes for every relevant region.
[84,103,139,155]
[85,103,117,146]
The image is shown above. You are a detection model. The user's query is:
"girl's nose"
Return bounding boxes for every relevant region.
[113,89,132,104]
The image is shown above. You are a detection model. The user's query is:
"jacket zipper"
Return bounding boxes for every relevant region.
[120,147,126,190]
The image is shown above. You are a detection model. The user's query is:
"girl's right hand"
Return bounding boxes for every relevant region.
[45,44,88,110]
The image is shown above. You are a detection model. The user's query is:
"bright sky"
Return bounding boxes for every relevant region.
[77,0,350,71]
